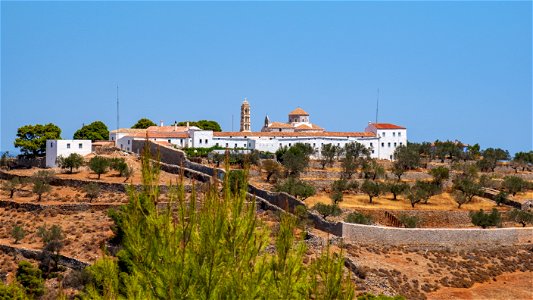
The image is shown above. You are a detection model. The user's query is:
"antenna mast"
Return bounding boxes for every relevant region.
[116,85,119,132]
[375,88,379,124]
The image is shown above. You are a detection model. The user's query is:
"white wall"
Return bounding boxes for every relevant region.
[46,140,92,167]
[375,129,407,160]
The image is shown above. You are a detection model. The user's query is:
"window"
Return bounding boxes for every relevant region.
[400,142,403,146]
[205,139,208,144]
[234,143,237,148]
[289,143,292,147]
[279,129,282,132]
[398,132,402,137]
[243,143,246,148]
[168,139,171,143]
[216,143,219,147]
[381,142,384,147]
[225,143,228,148]
[313,143,316,147]
[79,143,83,149]
[66,143,70,149]
[279,143,282,148]
[388,142,391,147]
[372,150,375,154]
[370,142,373,147]
[50,142,53,148]
[127,147,130,151]
[382,132,386,137]
[390,155,393,160]
[393,132,396,137]
[199,139,202,144]
[112,137,114,141]
[394,142,397,147]
[128,140,130,144]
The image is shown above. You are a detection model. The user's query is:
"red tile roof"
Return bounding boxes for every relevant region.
[371,123,406,129]
[132,132,189,138]
[267,122,294,129]
[213,131,375,138]
[295,123,324,130]
[146,125,190,132]
[288,107,309,116]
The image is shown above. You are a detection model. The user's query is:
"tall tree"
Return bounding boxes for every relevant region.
[131,118,156,129]
[73,121,109,141]
[14,123,62,157]
[89,156,110,179]
[280,143,314,177]
[341,142,369,179]
[319,144,339,169]
[57,153,85,173]
[361,180,381,203]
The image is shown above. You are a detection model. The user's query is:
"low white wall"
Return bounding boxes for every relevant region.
[342,223,533,249]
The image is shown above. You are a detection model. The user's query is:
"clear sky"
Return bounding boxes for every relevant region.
[1,1,531,155]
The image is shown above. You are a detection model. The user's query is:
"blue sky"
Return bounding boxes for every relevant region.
[1,1,531,154]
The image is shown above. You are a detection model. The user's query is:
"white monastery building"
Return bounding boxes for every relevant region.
[45,139,92,168]
[109,100,407,160]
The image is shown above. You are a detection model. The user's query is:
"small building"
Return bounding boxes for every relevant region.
[46,140,92,168]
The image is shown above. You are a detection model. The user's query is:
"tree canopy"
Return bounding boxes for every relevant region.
[131,118,156,129]
[73,121,109,141]
[14,123,62,157]
[177,120,222,132]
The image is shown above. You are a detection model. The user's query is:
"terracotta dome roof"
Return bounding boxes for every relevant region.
[288,107,309,116]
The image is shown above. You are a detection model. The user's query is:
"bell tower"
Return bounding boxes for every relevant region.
[240,98,251,132]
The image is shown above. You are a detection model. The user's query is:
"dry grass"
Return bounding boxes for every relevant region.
[305,192,507,212]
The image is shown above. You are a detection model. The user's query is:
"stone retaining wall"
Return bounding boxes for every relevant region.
[0,199,121,212]
[342,223,533,249]
[0,244,89,270]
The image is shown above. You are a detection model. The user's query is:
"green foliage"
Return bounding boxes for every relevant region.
[131,118,156,129]
[275,177,316,200]
[82,147,353,299]
[228,169,247,195]
[37,225,65,276]
[186,146,225,158]
[386,181,409,200]
[32,180,51,202]
[177,120,222,131]
[494,191,508,206]
[429,166,449,185]
[11,225,26,244]
[466,144,481,161]
[320,143,341,169]
[469,208,501,228]
[1,177,20,198]
[344,212,373,225]
[83,182,101,202]
[330,179,358,204]
[109,158,134,179]
[361,180,381,203]
[392,144,420,176]
[433,140,463,162]
[57,153,85,173]
[502,176,527,196]
[477,148,510,172]
[89,156,110,179]
[341,142,369,179]
[0,280,26,299]
[14,123,62,157]
[0,152,13,170]
[313,203,342,219]
[452,175,482,208]
[357,293,405,300]
[361,159,385,180]
[278,143,314,176]
[74,121,109,141]
[262,159,282,183]
[508,209,533,227]
[512,151,533,172]
[398,214,419,228]
[16,261,44,298]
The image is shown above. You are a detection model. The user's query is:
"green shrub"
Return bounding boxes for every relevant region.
[469,208,501,228]
[274,177,316,200]
[508,209,533,227]
[313,203,342,219]
[344,212,373,225]
[11,225,25,244]
[398,214,419,228]
[89,156,110,179]
[16,261,44,298]
[57,153,84,173]
[81,144,354,299]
